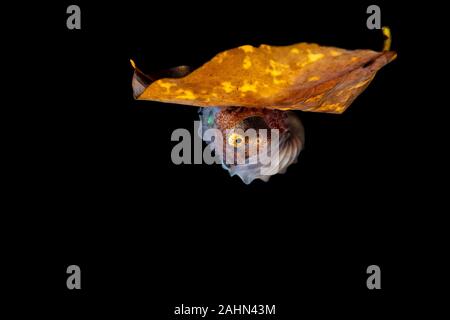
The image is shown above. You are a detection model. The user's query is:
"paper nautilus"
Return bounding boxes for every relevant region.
[131,28,396,184]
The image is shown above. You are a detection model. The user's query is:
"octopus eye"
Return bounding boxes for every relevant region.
[228,133,244,147]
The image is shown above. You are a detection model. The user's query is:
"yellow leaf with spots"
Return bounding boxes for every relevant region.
[132,37,396,114]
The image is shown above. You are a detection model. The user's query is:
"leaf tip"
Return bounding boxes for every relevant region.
[382,27,392,51]
[130,59,136,70]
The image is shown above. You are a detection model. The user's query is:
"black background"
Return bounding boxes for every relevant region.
[8,0,436,318]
